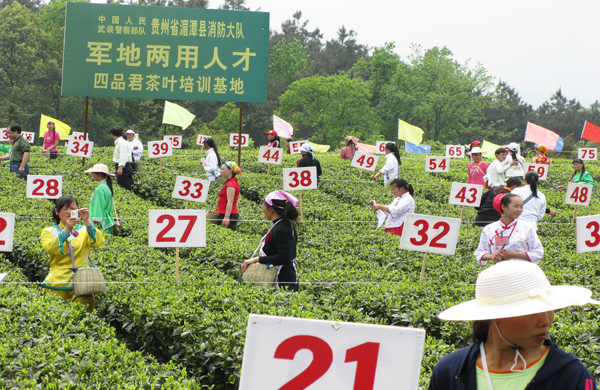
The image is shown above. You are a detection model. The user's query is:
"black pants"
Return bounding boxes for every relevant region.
[115,162,134,190]
[218,213,239,231]
[49,152,58,160]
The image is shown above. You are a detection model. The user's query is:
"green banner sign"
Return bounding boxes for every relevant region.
[62,3,269,103]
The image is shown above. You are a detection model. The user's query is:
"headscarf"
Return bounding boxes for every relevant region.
[536,144,548,155]
[224,161,242,176]
[345,136,360,151]
[265,190,299,208]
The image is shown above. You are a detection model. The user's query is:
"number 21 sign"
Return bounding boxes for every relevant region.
[239,314,425,390]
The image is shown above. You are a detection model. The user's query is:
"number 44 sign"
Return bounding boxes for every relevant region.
[239,314,425,390]
[258,146,283,165]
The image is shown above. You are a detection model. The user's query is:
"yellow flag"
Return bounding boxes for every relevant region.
[480,140,501,159]
[397,119,423,145]
[40,115,71,140]
[308,142,330,153]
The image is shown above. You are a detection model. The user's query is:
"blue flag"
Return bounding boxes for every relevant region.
[405,141,431,154]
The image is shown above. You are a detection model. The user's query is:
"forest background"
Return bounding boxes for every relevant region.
[1,0,599,150]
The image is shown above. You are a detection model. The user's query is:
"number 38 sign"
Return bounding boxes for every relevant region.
[576,215,600,253]
[148,210,206,248]
[283,167,317,190]
[239,314,425,390]
[400,214,461,255]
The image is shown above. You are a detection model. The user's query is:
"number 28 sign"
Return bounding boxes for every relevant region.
[400,214,461,255]
[148,210,206,248]
[351,152,379,172]
[283,167,317,190]
[239,314,425,390]
[449,183,483,207]
[26,175,62,199]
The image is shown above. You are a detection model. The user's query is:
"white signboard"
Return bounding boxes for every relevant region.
[283,167,318,190]
[400,214,461,255]
[565,182,593,207]
[22,132,35,143]
[289,140,309,155]
[196,134,210,146]
[376,141,392,154]
[576,215,600,253]
[148,140,173,158]
[446,145,464,158]
[578,148,597,161]
[66,137,94,158]
[164,135,182,149]
[229,133,250,148]
[449,183,483,207]
[239,314,425,390]
[26,175,63,199]
[351,152,379,172]
[148,210,206,248]
[0,128,8,142]
[425,157,450,173]
[0,213,15,252]
[525,164,549,181]
[172,176,210,203]
[71,132,89,141]
[258,146,283,165]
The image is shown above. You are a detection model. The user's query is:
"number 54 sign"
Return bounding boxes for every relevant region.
[239,314,425,390]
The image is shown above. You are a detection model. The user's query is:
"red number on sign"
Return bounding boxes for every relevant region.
[32,179,45,196]
[456,187,477,204]
[379,143,385,153]
[289,171,300,188]
[356,155,376,167]
[448,148,455,156]
[428,160,436,170]
[430,222,450,248]
[156,215,176,242]
[233,135,247,145]
[582,149,588,158]
[178,215,197,242]
[178,180,203,199]
[275,335,333,390]
[26,134,32,141]
[537,167,544,176]
[455,147,462,157]
[172,137,180,147]
[366,157,375,168]
[300,171,311,186]
[410,219,429,246]
[161,142,169,153]
[591,150,596,159]
[263,149,280,162]
[409,219,449,248]
[0,217,6,245]
[585,221,600,247]
[71,141,80,153]
[152,143,160,155]
[570,187,589,203]
[345,342,380,390]
[32,179,59,197]
[438,159,447,170]
[80,143,90,155]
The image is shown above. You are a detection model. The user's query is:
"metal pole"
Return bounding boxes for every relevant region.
[237,102,243,167]
[82,97,89,167]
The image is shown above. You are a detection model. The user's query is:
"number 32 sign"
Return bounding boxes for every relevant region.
[283,167,317,190]
[0,213,15,252]
[400,214,461,255]
[239,314,425,390]
[148,210,206,248]
[576,215,600,253]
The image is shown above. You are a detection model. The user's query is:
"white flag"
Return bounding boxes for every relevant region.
[273,115,294,138]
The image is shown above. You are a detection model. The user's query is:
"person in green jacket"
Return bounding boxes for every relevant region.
[0,139,11,168]
[85,164,115,235]
[557,158,595,191]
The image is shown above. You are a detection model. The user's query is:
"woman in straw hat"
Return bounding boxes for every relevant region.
[467,146,489,186]
[85,164,115,235]
[429,261,598,390]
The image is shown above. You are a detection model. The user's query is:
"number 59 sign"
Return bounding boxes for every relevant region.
[239,314,425,390]
[525,164,548,181]
[283,167,317,190]
[400,214,461,255]
[148,210,206,248]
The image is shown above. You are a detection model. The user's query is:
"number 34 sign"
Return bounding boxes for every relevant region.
[239,314,425,390]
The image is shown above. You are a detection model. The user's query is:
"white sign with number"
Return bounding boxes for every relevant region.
[0,213,15,252]
[376,141,392,154]
[196,134,209,146]
[172,176,210,203]
[258,146,283,165]
[22,132,35,143]
[148,210,206,248]
[164,135,182,149]
[400,214,461,255]
[425,157,450,173]
[66,136,94,158]
[283,167,318,191]
[71,132,89,141]
[525,164,549,181]
[148,140,172,158]
[576,215,600,253]
[0,128,8,142]
[446,145,464,158]
[351,152,379,172]
[26,175,63,199]
[229,133,250,147]
[289,140,309,155]
[239,314,425,390]
[578,148,597,161]
[449,183,483,207]
[565,182,593,207]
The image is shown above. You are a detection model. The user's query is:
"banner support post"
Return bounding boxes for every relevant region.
[82,97,89,167]
[237,102,243,167]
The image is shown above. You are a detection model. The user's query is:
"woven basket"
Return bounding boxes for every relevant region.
[242,263,277,286]
[207,211,222,225]
[72,267,107,296]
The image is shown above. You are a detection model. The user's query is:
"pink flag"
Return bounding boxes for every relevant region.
[273,115,293,138]
[581,121,600,144]
[357,143,378,154]
[524,122,563,151]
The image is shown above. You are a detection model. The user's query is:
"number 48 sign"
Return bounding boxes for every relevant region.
[565,182,593,207]
[239,314,425,390]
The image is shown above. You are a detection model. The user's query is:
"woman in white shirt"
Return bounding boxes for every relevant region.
[512,171,546,228]
[370,178,415,236]
[505,142,526,178]
[370,142,400,186]
[474,193,544,266]
[201,137,222,181]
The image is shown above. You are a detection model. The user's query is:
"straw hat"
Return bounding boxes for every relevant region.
[439,261,599,321]
[468,147,483,154]
[84,163,115,176]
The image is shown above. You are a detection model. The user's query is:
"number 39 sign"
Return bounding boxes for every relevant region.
[239,314,425,390]
[351,152,379,172]
[148,140,172,158]
[172,176,210,203]
[400,214,461,255]
[148,210,206,248]
[26,175,63,199]
[283,167,317,190]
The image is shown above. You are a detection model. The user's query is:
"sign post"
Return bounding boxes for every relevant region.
[565,182,593,227]
[27,176,63,220]
[283,167,317,222]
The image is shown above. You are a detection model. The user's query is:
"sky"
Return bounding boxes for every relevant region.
[243,0,600,109]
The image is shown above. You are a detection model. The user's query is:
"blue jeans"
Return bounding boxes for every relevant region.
[10,162,29,179]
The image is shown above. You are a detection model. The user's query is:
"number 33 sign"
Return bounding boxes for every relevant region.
[400,214,461,255]
[239,314,425,390]
[172,176,210,203]
[148,210,206,247]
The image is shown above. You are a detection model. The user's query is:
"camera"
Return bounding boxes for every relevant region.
[71,210,79,219]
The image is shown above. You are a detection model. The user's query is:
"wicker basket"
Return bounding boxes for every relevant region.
[72,267,107,296]
[242,263,277,286]
[207,211,222,225]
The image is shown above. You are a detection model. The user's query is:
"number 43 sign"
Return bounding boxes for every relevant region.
[239,314,425,390]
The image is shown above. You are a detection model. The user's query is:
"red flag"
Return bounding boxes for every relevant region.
[581,121,600,143]
[357,142,378,154]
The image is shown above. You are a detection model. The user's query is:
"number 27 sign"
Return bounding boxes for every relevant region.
[239,314,425,390]
[400,214,461,255]
[148,210,206,248]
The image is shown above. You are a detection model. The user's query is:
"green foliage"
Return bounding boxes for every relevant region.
[269,38,308,85]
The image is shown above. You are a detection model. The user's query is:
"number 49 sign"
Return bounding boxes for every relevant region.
[351,152,379,172]
[239,314,425,390]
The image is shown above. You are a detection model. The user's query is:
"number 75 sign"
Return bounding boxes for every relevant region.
[239,314,425,390]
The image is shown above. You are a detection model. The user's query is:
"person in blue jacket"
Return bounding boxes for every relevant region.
[429,261,598,390]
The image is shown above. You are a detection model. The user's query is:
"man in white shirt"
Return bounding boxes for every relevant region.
[486,148,517,187]
[111,126,134,190]
[126,129,143,161]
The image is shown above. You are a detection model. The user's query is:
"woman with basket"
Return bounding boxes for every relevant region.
[40,196,106,312]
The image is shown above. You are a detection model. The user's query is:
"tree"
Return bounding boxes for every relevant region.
[535,88,584,139]
[220,0,248,10]
[209,102,244,133]
[269,38,308,85]
[0,0,42,12]
[313,26,369,76]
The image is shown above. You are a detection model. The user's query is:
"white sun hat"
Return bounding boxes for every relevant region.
[439,261,599,321]
[467,147,483,154]
[508,142,520,152]
[84,163,115,176]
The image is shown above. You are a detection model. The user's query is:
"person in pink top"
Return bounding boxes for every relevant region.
[467,146,489,187]
[216,161,242,231]
[42,121,61,159]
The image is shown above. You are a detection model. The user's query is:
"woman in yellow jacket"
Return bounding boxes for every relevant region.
[41,195,105,311]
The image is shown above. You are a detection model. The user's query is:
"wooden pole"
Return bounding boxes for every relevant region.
[572,206,578,227]
[267,164,270,176]
[42,198,46,220]
[160,157,163,174]
[237,102,243,167]
[185,200,189,210]
[359,170,363,179]
[420,252,429,282]
[175,248,180,282]
[82,97,89,167]
[435,172,438,184]
[460,206,465,221]
[299,190,304,222]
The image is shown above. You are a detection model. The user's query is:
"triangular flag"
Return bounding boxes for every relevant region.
[357,143,378,154]
[273,115,293,138]
[524,122,563,151]
[404,141,430,154]
[398,119,423,145]
[163,101,195,129]
[40,115,71,139]
[307,142,330,153]
[480,140,501,159]
[581,121,600,144]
